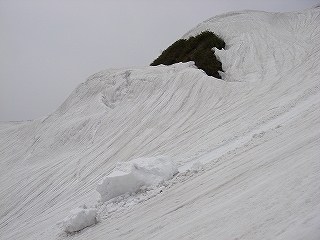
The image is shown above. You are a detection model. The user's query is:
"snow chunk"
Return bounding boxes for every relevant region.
[59,205,98,233]
[190,161,204,172]
[96,156,178,202]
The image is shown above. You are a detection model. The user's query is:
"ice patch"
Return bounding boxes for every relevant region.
[58,205,99,233]
[96,156,178,202]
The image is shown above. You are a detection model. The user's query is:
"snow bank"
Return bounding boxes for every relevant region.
[96,156,178,202]
[59,205,98,233]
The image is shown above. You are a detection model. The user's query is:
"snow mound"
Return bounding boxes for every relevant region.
[59,205,98,233]
[96,156,178,202]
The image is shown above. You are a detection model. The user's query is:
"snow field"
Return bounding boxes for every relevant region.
[0,5,319,240]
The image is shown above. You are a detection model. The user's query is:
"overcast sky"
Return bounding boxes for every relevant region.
[0,0,318,121]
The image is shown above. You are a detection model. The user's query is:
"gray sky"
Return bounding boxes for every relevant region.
[1,0,318,121]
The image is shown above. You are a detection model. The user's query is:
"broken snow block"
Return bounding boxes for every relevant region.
[96,156,178,202]
[59,205,98,233]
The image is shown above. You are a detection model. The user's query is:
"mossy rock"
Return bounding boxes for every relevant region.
[151,31,225,79]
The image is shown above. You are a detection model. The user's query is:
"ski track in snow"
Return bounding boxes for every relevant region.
[1,6,320,240]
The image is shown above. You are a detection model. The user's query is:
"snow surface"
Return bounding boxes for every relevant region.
[1,5,320,240]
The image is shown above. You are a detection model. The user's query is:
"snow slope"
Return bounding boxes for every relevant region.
[1,5,320,240]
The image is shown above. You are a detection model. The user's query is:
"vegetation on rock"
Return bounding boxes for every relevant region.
[151,31,225,79]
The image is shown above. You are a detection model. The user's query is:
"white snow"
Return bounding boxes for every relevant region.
[0,5,320,240]
[96,156,178,202]
[58,205,98,233]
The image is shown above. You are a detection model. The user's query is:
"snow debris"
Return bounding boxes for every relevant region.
[96,156,178,202]
[58,205,99,233]
[189,161,204,172]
